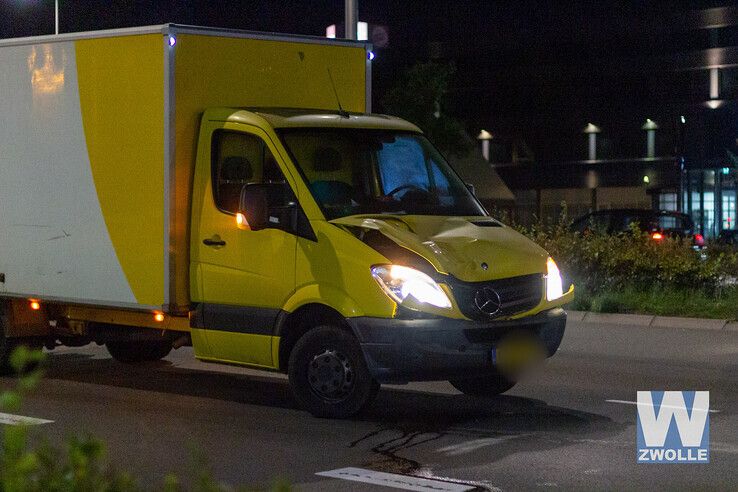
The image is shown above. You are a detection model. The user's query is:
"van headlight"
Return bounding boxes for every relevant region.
[371,265,452,309]
[546,257,564,301]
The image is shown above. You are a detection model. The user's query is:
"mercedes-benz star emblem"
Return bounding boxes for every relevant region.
[474,287,502,316]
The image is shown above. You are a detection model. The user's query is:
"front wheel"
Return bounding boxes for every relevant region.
[288,326,379,418]
[106,340,172,363]
[449,373,516,396]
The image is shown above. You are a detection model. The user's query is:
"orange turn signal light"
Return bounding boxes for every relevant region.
[29,300,41,311]
[651,232,663,240]
[236,212,248,229]
[154,312,165,322]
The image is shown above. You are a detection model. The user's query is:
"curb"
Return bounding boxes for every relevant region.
[569,311,738,331]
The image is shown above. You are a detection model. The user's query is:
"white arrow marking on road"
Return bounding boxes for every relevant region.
[606,399,720,413]
[316,467,475,492]
[0,413,54,426]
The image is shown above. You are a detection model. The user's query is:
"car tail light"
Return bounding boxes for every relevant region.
[694,234,704,247]
[651,232,663,240]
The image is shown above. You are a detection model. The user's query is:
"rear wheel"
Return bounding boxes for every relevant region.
[288,325,379,418]
[0,313,44,375]
[106,340,172,363]
[449,373,516,396]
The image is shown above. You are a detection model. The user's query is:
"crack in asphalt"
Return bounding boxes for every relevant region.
[349,428,498,491]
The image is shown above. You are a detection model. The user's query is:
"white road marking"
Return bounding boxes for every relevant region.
[605,399,720,413]
[0,412,54,426]
[437,435,526,456]
[316,467,475,492]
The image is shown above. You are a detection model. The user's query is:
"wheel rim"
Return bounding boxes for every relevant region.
[307,348,354,402]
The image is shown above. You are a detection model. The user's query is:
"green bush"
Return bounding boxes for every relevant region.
[515,205,738,318]
[519,208,738,297]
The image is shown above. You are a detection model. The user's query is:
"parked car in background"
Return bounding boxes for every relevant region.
[717,229,738,246]
[570,209,705,247]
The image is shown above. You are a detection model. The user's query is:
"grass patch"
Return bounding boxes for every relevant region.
[571,286,738,320]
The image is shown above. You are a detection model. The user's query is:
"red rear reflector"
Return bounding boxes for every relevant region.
[695,234,704,246]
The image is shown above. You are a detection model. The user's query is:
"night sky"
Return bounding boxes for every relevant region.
[1,0,736,163]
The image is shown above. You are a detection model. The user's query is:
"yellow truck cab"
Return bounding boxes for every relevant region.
[0,25,572,418]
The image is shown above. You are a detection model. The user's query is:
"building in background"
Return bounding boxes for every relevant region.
[390,2,738,237]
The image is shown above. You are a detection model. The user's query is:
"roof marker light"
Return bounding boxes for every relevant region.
[168,35,176,47]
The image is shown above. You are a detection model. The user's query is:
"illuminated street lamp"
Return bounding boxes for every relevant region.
[582,123,601,161]
[477,130,493,162]
[642,118,659,158]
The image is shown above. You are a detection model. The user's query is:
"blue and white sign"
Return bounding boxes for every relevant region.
[637,391,709,463]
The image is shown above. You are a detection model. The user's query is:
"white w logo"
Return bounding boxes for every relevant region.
[637,391,709,447]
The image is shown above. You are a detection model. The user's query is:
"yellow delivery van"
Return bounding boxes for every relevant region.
[0,25,572,417]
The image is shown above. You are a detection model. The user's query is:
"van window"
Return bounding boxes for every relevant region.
[211,130,285,214]
[279,129,484,219]
[377,137,451,200]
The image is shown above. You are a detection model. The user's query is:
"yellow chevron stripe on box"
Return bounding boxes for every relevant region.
[75,35,165,307]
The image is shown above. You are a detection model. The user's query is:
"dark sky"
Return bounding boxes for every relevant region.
[1,0,736,162]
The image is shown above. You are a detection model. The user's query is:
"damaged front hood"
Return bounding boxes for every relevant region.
[331,214,548,282]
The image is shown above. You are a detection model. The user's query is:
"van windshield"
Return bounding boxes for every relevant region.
[278,128,486,219]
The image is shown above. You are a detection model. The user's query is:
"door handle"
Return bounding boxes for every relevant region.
[203,236,226,247]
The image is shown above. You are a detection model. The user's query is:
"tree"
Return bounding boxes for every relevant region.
[382,62,473,157]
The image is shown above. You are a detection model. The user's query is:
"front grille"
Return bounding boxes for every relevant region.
[447,273,544,321]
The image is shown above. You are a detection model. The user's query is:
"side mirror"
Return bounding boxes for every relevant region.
[465,183,476,196]
[238,183,269,231]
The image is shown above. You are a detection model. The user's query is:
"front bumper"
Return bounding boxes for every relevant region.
[347,308,567,384]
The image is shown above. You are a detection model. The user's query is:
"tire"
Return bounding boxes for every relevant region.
[0,313,11,375]
[0,314,44,376]
[106,340,172,363]
[449,372,516,397]
[288,325,379,418]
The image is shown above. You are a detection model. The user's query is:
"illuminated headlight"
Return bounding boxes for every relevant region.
[371,265,452,309]
[546,257,564,301]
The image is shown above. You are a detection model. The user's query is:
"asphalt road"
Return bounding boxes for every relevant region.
[1,319,737,491]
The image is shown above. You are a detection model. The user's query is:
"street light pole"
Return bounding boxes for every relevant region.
[54,0,59,34]
[345,0,358,40]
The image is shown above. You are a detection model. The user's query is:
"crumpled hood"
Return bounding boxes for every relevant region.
[331,215,548,282]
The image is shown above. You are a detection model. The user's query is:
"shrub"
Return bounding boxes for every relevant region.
[516,206,738,298]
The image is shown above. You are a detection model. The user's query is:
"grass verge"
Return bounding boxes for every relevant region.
[570,286,738,320]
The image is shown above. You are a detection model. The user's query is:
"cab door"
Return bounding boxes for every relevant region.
[190,122,297,368]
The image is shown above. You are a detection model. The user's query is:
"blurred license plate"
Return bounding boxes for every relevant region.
[492,337,546,371]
